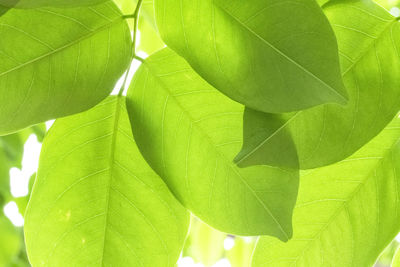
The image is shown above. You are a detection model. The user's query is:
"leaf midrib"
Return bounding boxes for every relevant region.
[142,60,290,240]
[0,15,124,78]
[214,1,347,102]
[287,137,400,266]
[99,96,122,266]
[238,18,398,166]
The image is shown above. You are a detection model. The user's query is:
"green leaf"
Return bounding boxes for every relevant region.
[317,0,330,6]
[0,216,21,266]
[137,15,165,56]
[24,96,189,266]
[30,124,47,143]
[252,117,400,267]
[0,134,24,169]
[126,48,298,240]
[236,0,400,169]
[14,173,36,216]
[373,0,400,10]
[154,0,347,113]
[0,0,108,8]
[0,1,131,135]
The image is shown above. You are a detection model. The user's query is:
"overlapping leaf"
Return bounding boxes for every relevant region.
[126,48,298,240]
[0,0,107,8]
[0,1,131,135]
[154,0,347,113]
[25,96,189,266]
[252,117,400,266]
[236,0,400,169]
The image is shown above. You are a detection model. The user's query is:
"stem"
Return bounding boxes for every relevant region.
[118,0,144,96]
[134,55,145,62]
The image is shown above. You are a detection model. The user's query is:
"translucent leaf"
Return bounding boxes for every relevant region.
[236,0,400,169]
[154,0,347,113]
[25,96,189,266]
[0,2,131,134]
[0,0,107,8]
[126,48,299,240]
[252,117,400,266]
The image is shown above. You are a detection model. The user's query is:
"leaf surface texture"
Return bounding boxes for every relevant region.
[252,117,400,266]
[236,0,400,169]
[154,0,346,113]
[0,1,131,134]
[25,96,189,267]
[126,48,299,240]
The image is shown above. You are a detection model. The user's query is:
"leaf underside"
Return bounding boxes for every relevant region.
[0,1,131,135]
[236,0,400,169]
[154,0,346,113]
[25,96,189,267]
[252,117,400,266]
[126,48,299,240]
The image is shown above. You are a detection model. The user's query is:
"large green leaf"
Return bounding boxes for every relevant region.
[154,0,347,113]
[0,216,21,266]
[252,117,400,267]
[236,0,400,169]
[0,0,107,8]
[126,48,298,240]
[25,96,189,266]
[0,1,131,135]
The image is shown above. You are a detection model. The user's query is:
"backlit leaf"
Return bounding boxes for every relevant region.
[126,48,298,240]
[0,0,107,8]
[0,1,131,135]
[236,0,400,169]
[252,117,400,266]
[25,96,189,266]
[154,0,347,113]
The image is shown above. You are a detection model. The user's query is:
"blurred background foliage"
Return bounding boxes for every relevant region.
[1,0,400,266]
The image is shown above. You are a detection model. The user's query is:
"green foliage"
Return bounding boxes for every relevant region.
[0,0,108,8]
[0,216,21,266]
[1,0,400,266]
[237,0,400,169]
[126,48,298,240]
[25,96,189,266]
[0,1,131,135]
[154,0,347,113]
[252,117,400,266]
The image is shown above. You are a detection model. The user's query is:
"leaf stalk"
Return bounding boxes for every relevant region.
[118,0,144,96]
